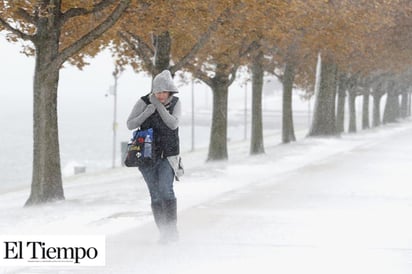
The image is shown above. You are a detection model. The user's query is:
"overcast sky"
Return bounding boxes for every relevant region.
[1,33,156,119]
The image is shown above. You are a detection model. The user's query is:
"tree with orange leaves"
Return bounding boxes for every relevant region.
[304,0,399,136]
[111,1,236,77]
[0,0,130,205]
[181,0,262,161]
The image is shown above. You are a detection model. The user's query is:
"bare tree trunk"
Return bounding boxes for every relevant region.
[400,92,408,118]
[373,94,382,127]
[383,89,399,124]
[396,94,401,120]
[24,0,130,206]
[336,75,347,134]
[348,90,357,133]
[308,57,338,137]
[26,12,64,205]
[362,92,370,129]
[27,67,64,205]
[250,52,265,154]
[282,60,296,143]
[207,77,230,161]
[153,31,172,75]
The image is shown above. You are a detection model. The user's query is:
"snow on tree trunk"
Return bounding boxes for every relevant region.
[373,94,382,127]
[383,85,399,124]
[308,54,338,137]
[336,75,347,134]
[250,52,265,154]
[400,91,408,118]
[348,90,357,133]
[362,92,370,129]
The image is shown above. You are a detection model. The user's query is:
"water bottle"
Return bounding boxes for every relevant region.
[144,134,152,158]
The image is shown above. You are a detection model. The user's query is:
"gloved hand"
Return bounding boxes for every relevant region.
[149,93,162,107]
[144,104,156,115]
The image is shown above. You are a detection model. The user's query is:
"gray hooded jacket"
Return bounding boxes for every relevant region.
[126,70,183,179]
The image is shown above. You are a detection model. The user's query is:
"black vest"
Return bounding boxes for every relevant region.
[140,94,180,159]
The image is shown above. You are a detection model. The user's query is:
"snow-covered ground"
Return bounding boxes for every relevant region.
[2,119,412,274]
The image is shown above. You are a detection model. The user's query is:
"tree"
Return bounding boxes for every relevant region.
[246,1,290,151]
[308,53,338,136]
[113,1,236,77]
[0,0,130,205]
[193,63,240,160]
[281,50,298,143]
[347,79,358,133]
[246,0,309,146]
[371,78,387,127]
[183,1,260,161]
[400,89,409,119]
[383,79,400,124]
[345,74,368,133]
[362,88,371,130]
[250,50,265,153]
[336,73,348,133]
[302,0,398,136]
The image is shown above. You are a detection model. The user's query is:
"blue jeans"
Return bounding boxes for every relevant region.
[139,158,176,204]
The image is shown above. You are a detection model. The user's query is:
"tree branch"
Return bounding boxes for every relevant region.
[118,31,155,73]
[134,33,155,56]
[170,24,213,74]
[16,8,36,24]
[273,71,283,82]
[187,63,213,87]
[228,65,239,86]
[171,6,234,74]
[239,40,260,58]
[54,0,130,68]
[61,0,116,24]
[0,17,34,41]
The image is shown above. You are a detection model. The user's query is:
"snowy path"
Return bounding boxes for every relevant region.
[2,122,412,274]
[98,124,412,274]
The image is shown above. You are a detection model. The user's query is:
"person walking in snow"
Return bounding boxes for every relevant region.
[127,70,182,243]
